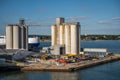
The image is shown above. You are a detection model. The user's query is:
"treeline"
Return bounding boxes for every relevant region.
[40,35,120,41]
[81,35,120,40]
[40,36,51,42]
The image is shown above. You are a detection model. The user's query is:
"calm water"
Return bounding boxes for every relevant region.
[0,40,120,80]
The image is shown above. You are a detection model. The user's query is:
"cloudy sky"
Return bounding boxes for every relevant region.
[0,0,120,35]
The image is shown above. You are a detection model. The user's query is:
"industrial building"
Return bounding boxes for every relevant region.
[6,19,28,50]
[51,18,80,55]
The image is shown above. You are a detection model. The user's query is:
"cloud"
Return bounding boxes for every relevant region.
[66,16,89,21]
[112,17,120,21]
[97,21,112,24]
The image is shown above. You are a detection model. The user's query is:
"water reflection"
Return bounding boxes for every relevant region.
[0,71,80,80]
[0,61,120,80]
[0,71,27,80]
[0,71,51,80]
[50,72,80,80]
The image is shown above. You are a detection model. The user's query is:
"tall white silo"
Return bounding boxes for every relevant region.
[6,25,13,49]
[65,24,71,54]
[51,25,57,46]
[70,23,80,54]
[56,18,65,44]
[13,25,20,49]
[59,25,65,45]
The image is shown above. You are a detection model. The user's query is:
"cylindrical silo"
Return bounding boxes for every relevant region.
[60,25,65,45]
[20,26,24,49]
[13,25,20,49]
[22,26,26,49]
[65,24,71,54]
[70,23,80,54]
[77,24,80,53]
[6,25,13,49]
[56,18,65,44]
[22,26,28,50]
[25,26,28,50]
[51,25,56,46]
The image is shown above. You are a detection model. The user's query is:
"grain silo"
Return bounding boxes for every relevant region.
[56,18,64,44]
[59,25,65,45]
[5,19,28,50]
[25,26,28,50]
[6,25,13,49]
[51,25,57,46]
[51,18,80,55]
[21,26,28,50]
[70,22,80,54]
[13,25,20,49]
[65,24,71,54]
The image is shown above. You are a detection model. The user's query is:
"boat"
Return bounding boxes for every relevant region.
[0,35,40,49]
[0,36,6,45]
[28,36,40,51]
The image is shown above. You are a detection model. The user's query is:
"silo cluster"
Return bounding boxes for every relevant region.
[6,19,28,50]
[51,18,80,54]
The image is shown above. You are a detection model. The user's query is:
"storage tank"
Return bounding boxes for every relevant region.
[70,23,80,54]
[56,18,65,44]
[20,26,28,50]
[22,26,28,49]
[6,25,13,49]
[65,24,71,54]
[13,25,20,49]
[59,25,65,45]
[51,25,56,46]
[77,24,80,53]
[25,26,28,50]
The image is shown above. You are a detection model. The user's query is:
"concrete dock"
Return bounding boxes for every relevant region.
[20,54,120,72]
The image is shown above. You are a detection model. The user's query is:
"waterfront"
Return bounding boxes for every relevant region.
[0,61,120,80]
[0,40,120,80]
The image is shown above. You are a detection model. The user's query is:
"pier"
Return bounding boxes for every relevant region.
[20,54,120,72]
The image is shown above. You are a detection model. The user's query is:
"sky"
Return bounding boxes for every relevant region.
[0,0,120,35]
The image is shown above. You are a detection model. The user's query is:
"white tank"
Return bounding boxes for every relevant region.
[70,23,80,54]
[51,25,56,46]
[59,25,65,45]
[6,26,13,49]
[56,18,65,44]
[13,25,20,49]
[65,24,71,54]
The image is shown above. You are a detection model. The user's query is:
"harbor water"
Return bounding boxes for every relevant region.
[0,40,120,80]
